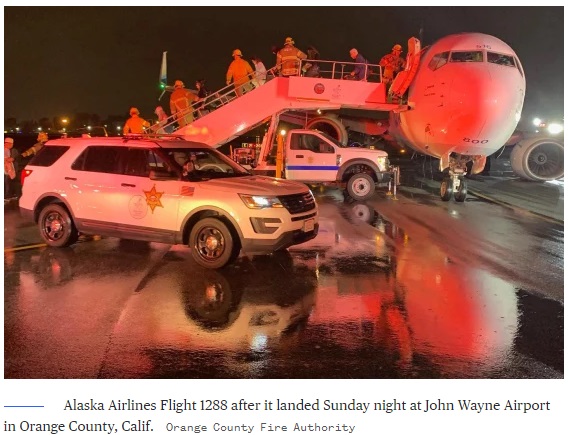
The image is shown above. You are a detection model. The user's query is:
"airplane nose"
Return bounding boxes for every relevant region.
[448,65,525,154]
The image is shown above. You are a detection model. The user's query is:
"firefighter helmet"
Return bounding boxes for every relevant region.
[174,80,185,88]
[232,49,242,57]
[37,132,48,142]
[392,44,402,51]
[5,137,14,144]
[129,107,140,116]
[284,37,295,45]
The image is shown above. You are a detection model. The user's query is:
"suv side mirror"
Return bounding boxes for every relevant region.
[149,168,178,181]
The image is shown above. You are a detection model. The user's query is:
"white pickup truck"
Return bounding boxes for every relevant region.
[254,129,397,201]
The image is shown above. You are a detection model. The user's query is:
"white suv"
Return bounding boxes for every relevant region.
[19,136,319,268]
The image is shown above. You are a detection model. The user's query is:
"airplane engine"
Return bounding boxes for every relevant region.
[510,136,564,181]
[306,115,348,146]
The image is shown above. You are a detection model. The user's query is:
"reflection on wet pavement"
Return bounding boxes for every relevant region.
[4,192,563,379]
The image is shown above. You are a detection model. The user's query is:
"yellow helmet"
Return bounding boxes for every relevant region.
[129,107,140,116]
[392,44,402,51]
[285,37,295,45]
[174,80,185,88]
[232,49,242,57]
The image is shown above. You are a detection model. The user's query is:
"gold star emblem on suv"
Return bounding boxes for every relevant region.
[143,184,164,213]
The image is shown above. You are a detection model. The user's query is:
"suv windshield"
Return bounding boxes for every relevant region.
[162,147,250,181]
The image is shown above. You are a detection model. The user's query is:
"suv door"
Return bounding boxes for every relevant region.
[285,132,338,182]
[72,146,181,239]
[121,148,181,235]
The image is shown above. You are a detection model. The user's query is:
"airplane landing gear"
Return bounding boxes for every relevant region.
[454,178,468,202]
[439,155,468,202]
[440,173,467,202]
[440,177,453,201]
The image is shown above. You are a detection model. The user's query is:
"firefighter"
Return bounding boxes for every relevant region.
[123,107,150,134]
[21,131,48,158]
[226,49,254,97]
[379,44,405,86]
[170,80,199,127]
[276,37,307,77]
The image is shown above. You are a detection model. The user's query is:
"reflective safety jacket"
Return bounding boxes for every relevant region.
[379,53,405,81]
[226,58,254,86]
[276,45,307,77]
[169,88,199,126]
[123,115,150,134]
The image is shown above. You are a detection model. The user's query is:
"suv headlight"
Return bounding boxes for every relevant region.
[377,156,388,172]
[239,194,284,209]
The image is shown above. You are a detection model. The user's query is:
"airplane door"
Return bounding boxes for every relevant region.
[285,132,338,182]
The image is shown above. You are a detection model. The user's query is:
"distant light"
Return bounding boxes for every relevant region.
[533,117,542,126]
[317,109,322,114]
[15,127,20,131]
[61,118,68,124]
[280,129,286,136]
[547,123,563,135]
[87,126,92,131]
[399,148,406,154]
[535,130,540,133]
[37,127,42,131]
[116,126,121,131]
[62,128,66,132]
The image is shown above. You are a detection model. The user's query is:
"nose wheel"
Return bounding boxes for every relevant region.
[440,174,467,202]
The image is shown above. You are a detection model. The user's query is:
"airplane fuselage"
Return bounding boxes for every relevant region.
[390,33,526,160]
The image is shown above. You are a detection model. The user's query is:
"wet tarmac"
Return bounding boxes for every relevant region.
[3,179,564,379]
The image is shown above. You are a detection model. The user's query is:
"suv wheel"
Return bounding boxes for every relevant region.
[189,218,238,269]
[38,204,79,247]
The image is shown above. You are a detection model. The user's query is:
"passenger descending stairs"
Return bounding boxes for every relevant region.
[159,60,399,148]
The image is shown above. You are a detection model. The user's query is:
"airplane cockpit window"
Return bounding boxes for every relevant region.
[487,52,516,67]
[428,52,450,71]
[450,51,483,62]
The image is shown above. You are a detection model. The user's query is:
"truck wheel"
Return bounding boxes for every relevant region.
[38,204,79,247]
[189,217,238,269]
[347,173,375,201]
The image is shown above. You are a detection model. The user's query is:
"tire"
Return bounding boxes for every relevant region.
[351,203,374,223]
[189,217,238,269]
[440,177,453,201]
[38,204,79,247]
[347,173,375,201]
[454,178,467,202]
[183,269,236,328]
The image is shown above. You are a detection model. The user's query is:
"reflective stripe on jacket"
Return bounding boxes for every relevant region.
[276,45,307,76]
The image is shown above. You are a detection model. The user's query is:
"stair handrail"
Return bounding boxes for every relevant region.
[148,59,384,135]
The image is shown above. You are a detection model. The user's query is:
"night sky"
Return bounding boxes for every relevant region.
[4,6,564,126]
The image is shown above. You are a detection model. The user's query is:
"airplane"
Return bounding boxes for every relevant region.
[301,33,563,201]
[157,51,173,100]
[157,51,201,100]
[154,33,563,202]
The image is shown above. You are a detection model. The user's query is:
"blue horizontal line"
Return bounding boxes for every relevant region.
[286,166,339,170]
[4,405,44,408]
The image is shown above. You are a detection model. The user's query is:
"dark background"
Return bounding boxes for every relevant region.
[4,6,564,126]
